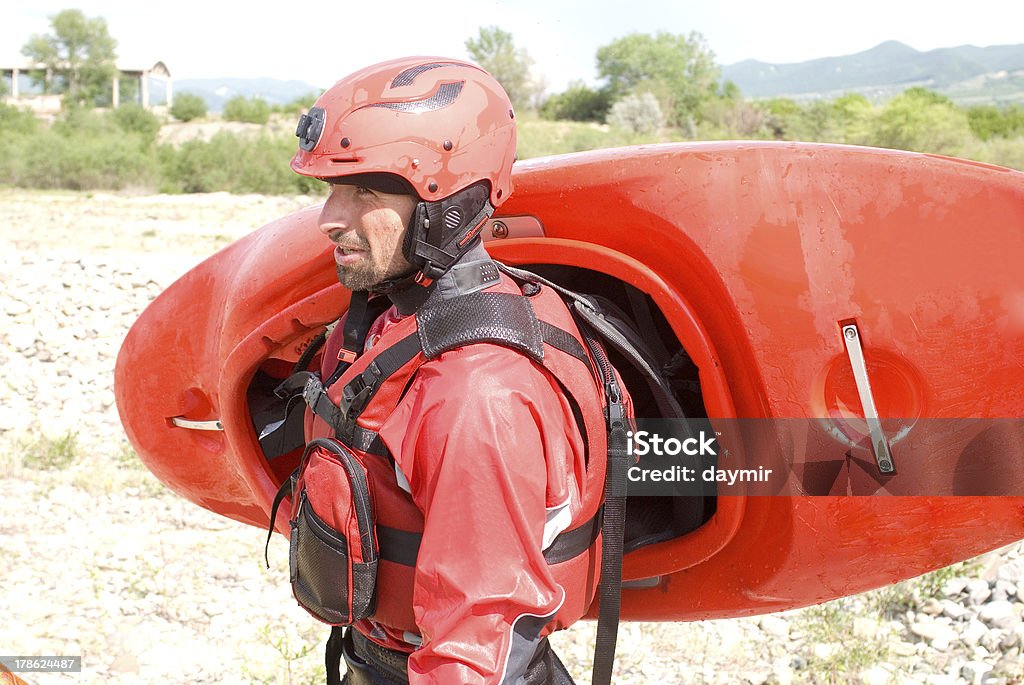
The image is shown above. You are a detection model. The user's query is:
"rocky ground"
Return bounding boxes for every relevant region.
[1,189,1022,685]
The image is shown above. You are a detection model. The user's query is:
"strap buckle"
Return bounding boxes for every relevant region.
[339,362,383,419]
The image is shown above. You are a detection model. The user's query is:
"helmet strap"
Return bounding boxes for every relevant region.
[402,181,494,280]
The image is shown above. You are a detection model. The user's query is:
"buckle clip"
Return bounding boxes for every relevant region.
[339,362,382,418]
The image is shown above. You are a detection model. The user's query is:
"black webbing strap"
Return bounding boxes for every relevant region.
[539,321,594,376]
[591,417,629,685]
[336,334,422,439]
[374,509,602,568]
[326,626,345,685]
[325,291,393,387]
[264,469,298,568]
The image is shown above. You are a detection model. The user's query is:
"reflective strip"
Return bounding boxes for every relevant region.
[498,588,564,685]
[542,498,572,551]
[394,461,412,494]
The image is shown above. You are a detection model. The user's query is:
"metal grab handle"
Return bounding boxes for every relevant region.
[170,417,224,431]
[841,324,895,474]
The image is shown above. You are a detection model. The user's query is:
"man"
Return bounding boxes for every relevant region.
[285,57,628,685]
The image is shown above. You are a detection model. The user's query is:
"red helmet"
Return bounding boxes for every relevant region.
[291,56,516,207]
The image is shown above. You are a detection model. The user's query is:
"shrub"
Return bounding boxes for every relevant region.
[607,92,664,135]
[223,95,271,124]
[540,82,611,122]
[274,92,320,115]
[160,131,322,194]
[171,92,208,122]
[112,103,161,144]
[0,103,39,135]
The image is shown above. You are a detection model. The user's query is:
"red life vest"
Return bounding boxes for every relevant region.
[300,274,613,637]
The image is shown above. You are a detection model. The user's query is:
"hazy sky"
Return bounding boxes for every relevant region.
[5,0,1024,91]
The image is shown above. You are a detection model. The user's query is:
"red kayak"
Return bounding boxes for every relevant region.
[115,141,1024,620]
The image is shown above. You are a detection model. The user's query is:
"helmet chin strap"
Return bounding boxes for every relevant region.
[402,181,494,281]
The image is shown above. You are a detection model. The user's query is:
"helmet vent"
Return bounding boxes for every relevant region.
[365,82,464,113]
[391,62,465,87]
[443,207,464,230]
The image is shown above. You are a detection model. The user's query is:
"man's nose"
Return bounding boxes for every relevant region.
[318,190,350,237]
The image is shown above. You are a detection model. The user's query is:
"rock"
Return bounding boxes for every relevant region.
[941,600,967,621]
[960,661,993,684]
[859,665,893,685]
[981,629,1007,652]
[969,585,993,606]
[813,643,838,660]
[997,563,1024,584]
[891,640,918,657]
[923,675,957,685]
[854,616,881,640]
[5,298,30,316]
[7,324,38,351]
[759,615,789,638]
[995,579,1017,597]
[921,598,943,615]
[910,620,958,650]
[942,577,970,598]
[979,600,1020,630]
[961,619,989,647]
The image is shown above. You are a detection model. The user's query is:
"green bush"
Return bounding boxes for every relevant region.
[171,92,208,122]
[967,104,1024,141]
[274,92,320,115]
[872,88,973,154]
[160,131,321,194]
[0,125,160,190]
[540,82,611,122]
[223,95,271,124]
[0,103,39,135]
[112,103,161,144]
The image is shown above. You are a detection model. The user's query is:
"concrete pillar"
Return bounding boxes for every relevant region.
[112,75,120,108]
[12,68,19,98]
[140,71,149,109]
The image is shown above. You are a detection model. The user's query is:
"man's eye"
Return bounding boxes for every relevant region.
[356,187,376,197]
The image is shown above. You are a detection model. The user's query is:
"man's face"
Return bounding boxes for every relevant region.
[318,183,418,291]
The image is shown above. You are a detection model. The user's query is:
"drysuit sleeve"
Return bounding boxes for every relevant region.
[378,344,585,685]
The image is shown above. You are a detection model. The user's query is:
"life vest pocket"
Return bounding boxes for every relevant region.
[290,438,379,625]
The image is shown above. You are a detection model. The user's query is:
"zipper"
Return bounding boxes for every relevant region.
[578,318,626,430]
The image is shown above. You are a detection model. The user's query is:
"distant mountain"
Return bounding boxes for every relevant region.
[723,41,1024,104]
[172,77,323,112]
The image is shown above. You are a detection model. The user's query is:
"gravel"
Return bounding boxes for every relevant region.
[2,190,1023,685]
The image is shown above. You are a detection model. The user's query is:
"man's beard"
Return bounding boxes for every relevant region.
[336,262,389,292]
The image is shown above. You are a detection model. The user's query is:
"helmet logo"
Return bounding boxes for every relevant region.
[295,106,326,151]
[364,81,464,114]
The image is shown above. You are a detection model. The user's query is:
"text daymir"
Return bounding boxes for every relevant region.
[627,465,774,486]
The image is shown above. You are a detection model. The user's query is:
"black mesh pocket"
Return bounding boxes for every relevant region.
[289,438,380,626]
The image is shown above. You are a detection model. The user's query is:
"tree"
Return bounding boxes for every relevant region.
[21,9,118,105]
[465,26,541,112]
[596,31,720,127]
[872,88,973,154]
